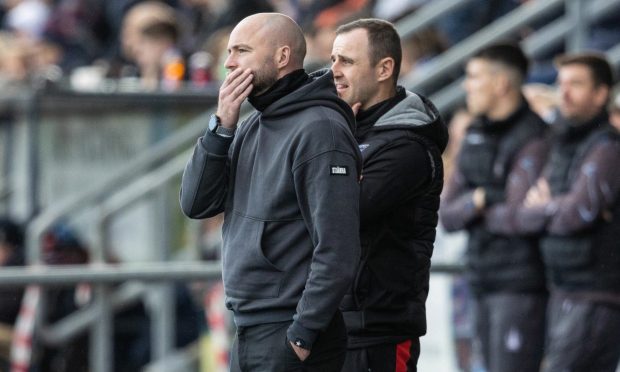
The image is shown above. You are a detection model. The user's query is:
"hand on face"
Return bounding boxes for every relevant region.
[216,68,253,128]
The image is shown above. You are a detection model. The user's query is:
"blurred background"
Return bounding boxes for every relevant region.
[0,0,619,371]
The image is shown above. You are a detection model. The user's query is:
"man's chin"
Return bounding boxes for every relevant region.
[338,94,354,106]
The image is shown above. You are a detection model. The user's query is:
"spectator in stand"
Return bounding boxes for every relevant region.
[37,224,90,372]
[118,1,190,90]
[0,1,64,85]
[399,27,448,82]
[119,1,177,70]
[302,1,370,72]
[309,0,369,29]
[199,25,231,82]
[434,0,520,47]
[296,0,352,30]
[0,31,31,83]
[133,18,185,90]
[179,0,273,54]
[303,24,338,72]
[2,0,51,41]
[0,217,24,324]
[0,217,25,371]
[42,0,111,72]
[27,223,203,371]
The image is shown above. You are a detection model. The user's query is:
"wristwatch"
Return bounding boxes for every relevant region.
[208,114,235,137]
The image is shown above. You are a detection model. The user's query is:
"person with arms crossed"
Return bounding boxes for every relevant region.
[180,13,361,372]
[440,42,549,372]
[331,18,448,371]
[515,53,620,372]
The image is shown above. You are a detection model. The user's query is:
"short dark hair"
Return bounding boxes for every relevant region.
[141,20,178,43]
[554,52,614,88]
[472,41,529,79]
[336,18,402,85]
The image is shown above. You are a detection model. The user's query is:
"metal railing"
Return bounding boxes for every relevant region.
[423,0,620,113]
[16,97,254,370]
[2,0,618,370]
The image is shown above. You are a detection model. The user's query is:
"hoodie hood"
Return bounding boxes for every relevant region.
[373,90,449,152]
[261,68,356,133]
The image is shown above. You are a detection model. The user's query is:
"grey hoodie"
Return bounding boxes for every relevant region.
[180,69,361,348]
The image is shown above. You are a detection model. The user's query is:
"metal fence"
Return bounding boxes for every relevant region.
[1,0,619,370]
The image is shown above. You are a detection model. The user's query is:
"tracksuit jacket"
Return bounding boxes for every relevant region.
[514,113,620,293]
[441,102,548,294]
[341,88,448,347]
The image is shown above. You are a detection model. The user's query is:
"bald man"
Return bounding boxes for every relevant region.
[180,13,361,371]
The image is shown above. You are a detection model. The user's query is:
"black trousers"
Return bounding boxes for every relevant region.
[341,339,420,372]
[474,292,547,372]
[229,311,346,372]
[541,292,620,372]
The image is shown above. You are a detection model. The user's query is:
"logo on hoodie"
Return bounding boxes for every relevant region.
[330,165,349,176]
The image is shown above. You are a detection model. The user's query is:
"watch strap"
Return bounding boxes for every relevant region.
[215,125,235,137]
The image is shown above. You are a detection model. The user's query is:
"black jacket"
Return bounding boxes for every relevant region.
[180,69,361,349]
[341,89,448,348]
[538,117,620,291]
[441,102,548,294]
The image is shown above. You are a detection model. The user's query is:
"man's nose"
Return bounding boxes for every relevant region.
[331,63,341,77]
[224,54,236,70]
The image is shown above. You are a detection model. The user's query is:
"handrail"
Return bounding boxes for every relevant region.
[0,262,222,286]
[607,42,620,64]
[25,108,213,264]
[427,0,620,113]
[12,0,620,368]
[402,0,566,93]
[0,261,461,286]
[24,99,257,265]
[42,282,148,344]
[395,0,476,38]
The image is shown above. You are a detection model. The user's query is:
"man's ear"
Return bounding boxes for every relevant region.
[494,73,511,96]
[376,57,395,83]
[276,45,291,68]
[593,84,610,109]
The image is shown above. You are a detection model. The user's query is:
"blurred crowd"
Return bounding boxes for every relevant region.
[0,0,617,93]
[2,0,620,371]
[0,219,205,371]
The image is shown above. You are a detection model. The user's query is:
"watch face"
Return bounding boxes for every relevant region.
[208,115,218,132]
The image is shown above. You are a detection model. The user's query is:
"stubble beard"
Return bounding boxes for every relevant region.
[249,59,279,97]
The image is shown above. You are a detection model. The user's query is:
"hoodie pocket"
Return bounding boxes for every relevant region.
[222,214,284,299]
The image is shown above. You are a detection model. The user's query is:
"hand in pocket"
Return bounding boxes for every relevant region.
[289,340,310,361]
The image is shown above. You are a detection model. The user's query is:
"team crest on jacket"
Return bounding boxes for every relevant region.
[330,165,349,176]
[358,144,370,151]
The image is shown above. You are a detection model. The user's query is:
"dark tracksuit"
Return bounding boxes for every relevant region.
[340,88,448,372]
[441,101,549,372]
[514,113,620,372]
[180,69,361,371]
